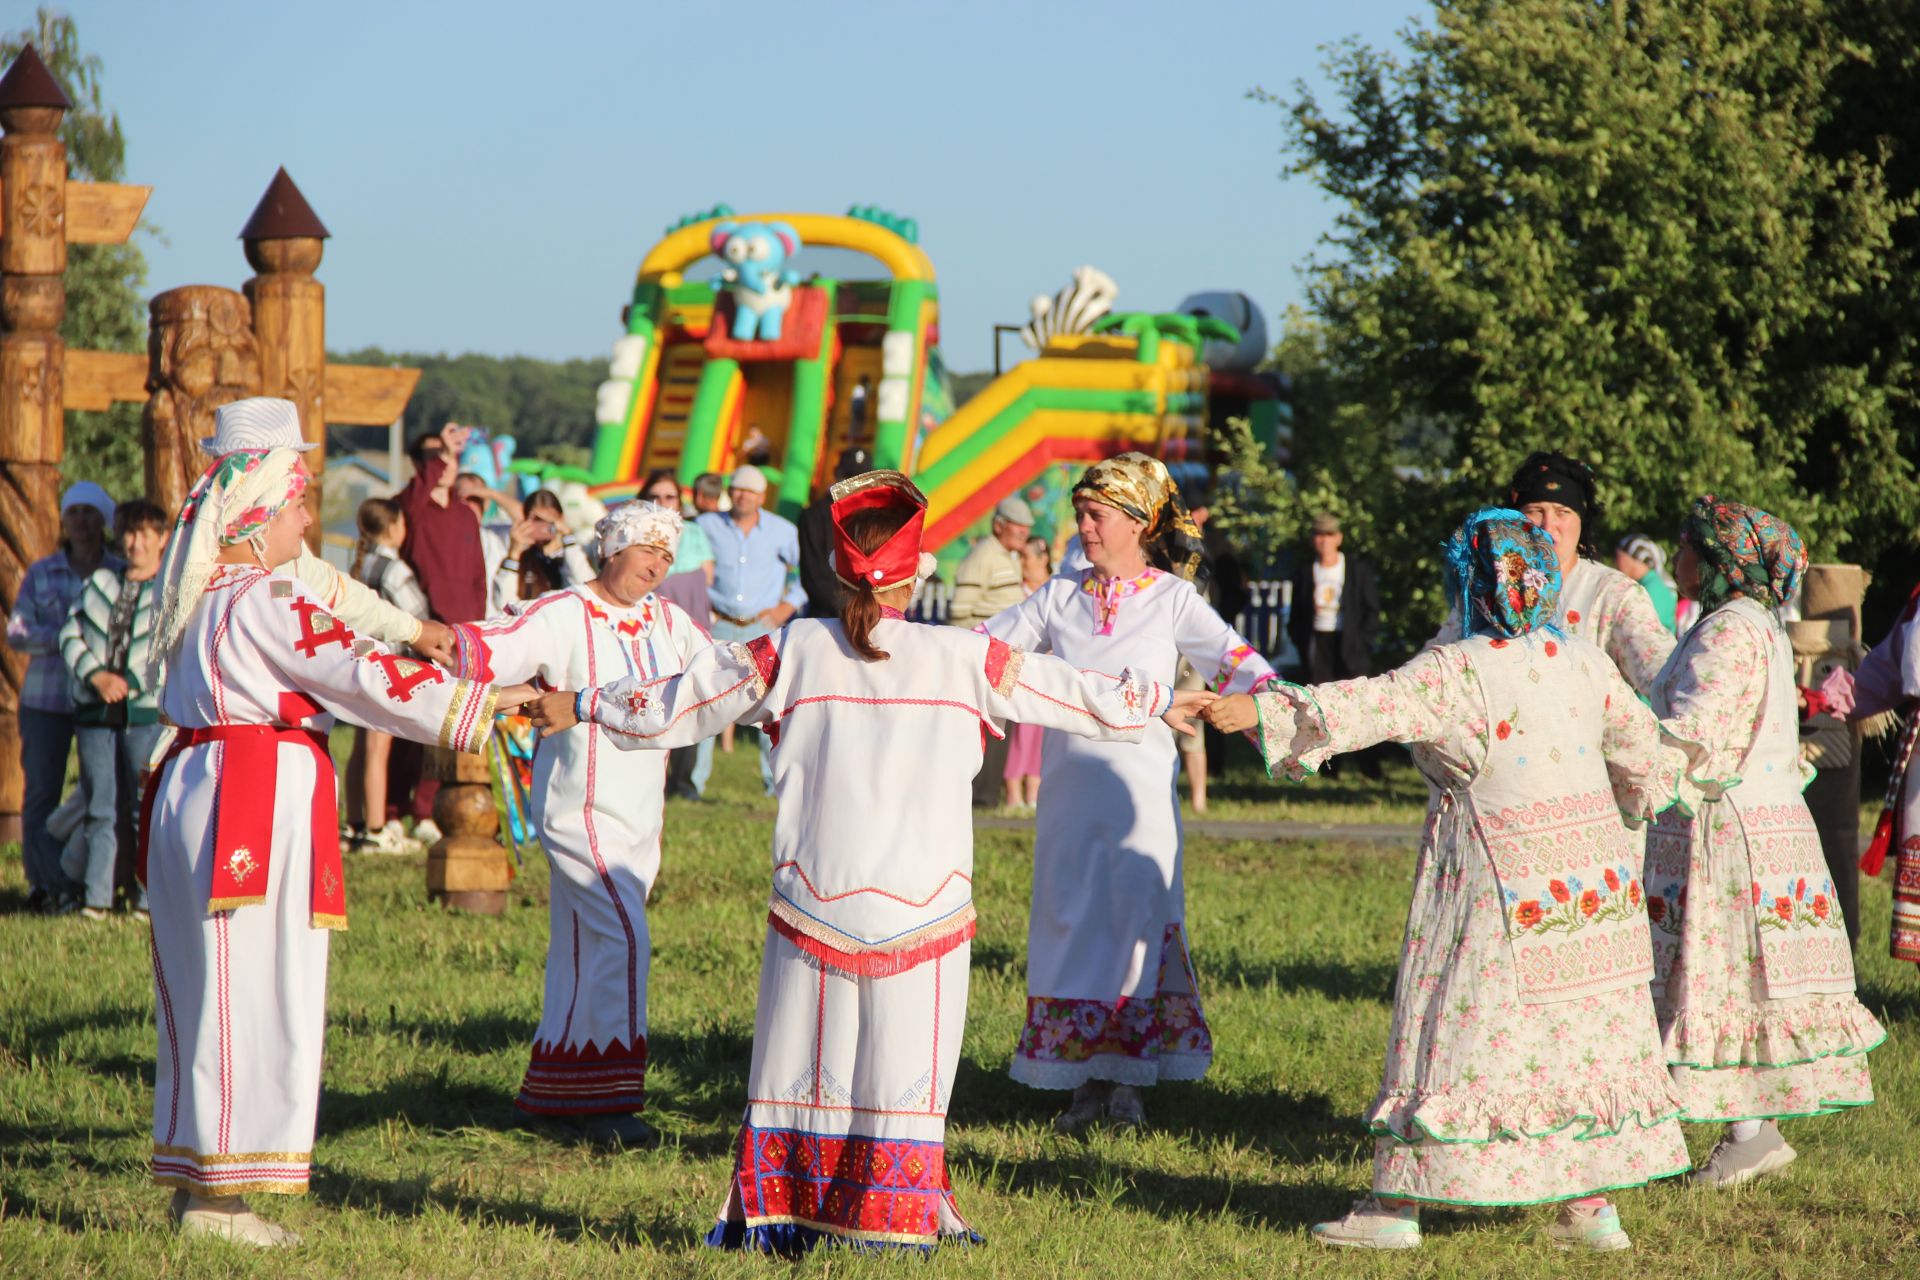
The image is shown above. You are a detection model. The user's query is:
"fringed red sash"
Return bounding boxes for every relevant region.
[138,724,347,930]
[768,910,975,978]
[1861,702,1918,877]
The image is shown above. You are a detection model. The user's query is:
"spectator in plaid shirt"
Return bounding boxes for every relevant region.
[5,482,120,911]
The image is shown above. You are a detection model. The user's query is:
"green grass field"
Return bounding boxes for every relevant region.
[1,745,1913,1278]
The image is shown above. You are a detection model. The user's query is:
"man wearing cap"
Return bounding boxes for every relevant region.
[1614,534,1679,634]
[695,465,805,792]
[197,398,454,663]
[947,496,1035,805]
[1287,511,1382,711]
[797,447,873,618]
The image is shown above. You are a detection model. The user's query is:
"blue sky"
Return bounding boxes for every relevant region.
[60,0,1426,373]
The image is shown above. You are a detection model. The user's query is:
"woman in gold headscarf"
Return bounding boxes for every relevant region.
[979,452,1277,1132]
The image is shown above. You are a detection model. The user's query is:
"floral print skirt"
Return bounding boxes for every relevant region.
[1650,808,1884,1123]
[1010,923,1212,1090]
[1366,839,1690,1205]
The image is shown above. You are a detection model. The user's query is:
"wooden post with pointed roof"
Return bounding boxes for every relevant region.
[243,168,330,550]
[0,46,72,836]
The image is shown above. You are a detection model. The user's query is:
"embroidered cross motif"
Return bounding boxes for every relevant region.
[371,653,447,702]
[289,598,356,659]
[228,846,259,884]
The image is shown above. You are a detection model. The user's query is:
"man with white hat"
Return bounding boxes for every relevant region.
[946,494,1036,805]
[444,500,706,1148]
[198,398,454,663]
[694,464,805,793]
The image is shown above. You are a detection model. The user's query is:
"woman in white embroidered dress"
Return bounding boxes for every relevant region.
[1207,510,1693,1253]
[978,453,1277,1133]
[1646,497,1884,1186]
[1432,452,1674,694]
[446,501,705,1149]
[142,446,522,1247]
[531,471,1212,1252]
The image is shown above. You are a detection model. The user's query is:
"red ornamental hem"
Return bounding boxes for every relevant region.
[719,1123,966,1247]
[515,1037,648,1116]
[767,911,976,978]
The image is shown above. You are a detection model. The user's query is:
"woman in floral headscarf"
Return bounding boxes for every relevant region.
[141,414,530,1247]
[1206,510,1694,1252]
[1644,496,1884,1188]
[979,452,1277,1132]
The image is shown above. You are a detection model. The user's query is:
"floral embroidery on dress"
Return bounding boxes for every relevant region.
[1752,877,1846,933]
[1505,864,1646,937]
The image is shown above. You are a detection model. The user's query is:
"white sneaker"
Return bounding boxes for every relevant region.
[355,821,417,855]
[411,819,443,845]
[1548,1201,1632,1251]
[1053,1082,1112,1136]
[1311,1197,1422,1249]
[171,1191,301,1247]
[1105,1084,1147,1130]
[1692,1122,1798,1188]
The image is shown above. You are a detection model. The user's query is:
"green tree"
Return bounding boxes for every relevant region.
[2,10,148,501]
[1239,0,1920,645]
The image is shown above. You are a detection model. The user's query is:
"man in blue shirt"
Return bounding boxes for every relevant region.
[696,465,806,791]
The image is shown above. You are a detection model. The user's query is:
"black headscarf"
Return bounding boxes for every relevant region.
[1505,451,1602,558]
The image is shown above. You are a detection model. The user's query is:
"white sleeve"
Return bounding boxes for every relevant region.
[586,631,780,750]
[978,634,1165,741]
[291,548,423,646]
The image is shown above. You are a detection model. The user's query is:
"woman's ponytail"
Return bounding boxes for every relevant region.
[836,505,915,662]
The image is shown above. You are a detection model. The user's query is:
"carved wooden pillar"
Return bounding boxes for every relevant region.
[424,747,510,915]
[0,48,71,838]
[241,168,328,550]
[142,286,262,515]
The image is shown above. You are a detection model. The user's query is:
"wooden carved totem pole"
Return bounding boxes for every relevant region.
[242,169,329,547]
[143,287,262,514]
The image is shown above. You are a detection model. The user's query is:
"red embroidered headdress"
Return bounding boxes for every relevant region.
[830,470,928,593]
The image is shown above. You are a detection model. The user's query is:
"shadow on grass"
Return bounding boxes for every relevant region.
[1202,952,1399,1004]
[1858,975,1920,1024]
[0,1123,148,1234]
[332,1006,533,1057]
[308,1165,706,1249]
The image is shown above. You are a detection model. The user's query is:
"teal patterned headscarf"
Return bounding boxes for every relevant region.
[1679,495,1806,615]
[1444,507,1562,639]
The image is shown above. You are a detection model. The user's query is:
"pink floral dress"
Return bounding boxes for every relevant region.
[1647,597,1884,1121]
[1255,631,1693,1205]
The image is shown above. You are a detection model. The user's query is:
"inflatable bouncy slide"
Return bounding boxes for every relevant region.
[517,205,1282,555]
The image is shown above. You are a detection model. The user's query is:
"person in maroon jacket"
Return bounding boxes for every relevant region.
[397,423,488,627]
[393,422,489,836]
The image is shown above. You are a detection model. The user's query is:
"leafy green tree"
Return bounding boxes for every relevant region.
[2,10,148,501]
[1238,0,1920,645]
[328,347,604,455]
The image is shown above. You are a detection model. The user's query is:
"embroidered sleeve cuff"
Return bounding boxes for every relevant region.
[439,679,499,754]
[577,687,599,725]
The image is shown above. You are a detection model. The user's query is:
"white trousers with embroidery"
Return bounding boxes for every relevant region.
[147,746,330,1196]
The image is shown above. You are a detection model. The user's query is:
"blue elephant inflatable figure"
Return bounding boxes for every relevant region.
[712,220,802,341]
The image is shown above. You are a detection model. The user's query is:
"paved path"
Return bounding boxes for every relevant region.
[974,814,1424,843]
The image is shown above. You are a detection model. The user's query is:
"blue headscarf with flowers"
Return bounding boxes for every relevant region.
[1444,507,1562,639]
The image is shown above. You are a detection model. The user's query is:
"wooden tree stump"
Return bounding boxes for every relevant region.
[0,56,70,839]
[424,745,509,915]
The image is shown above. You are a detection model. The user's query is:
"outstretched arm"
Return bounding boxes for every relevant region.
[530,632,782,750]
[979,636,1196,742]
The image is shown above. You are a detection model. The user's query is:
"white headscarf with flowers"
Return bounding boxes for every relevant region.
[147,446,310,685]
[595,499,682,561]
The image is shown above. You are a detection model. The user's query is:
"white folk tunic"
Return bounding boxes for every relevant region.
[1434,558,1675,695]
[1647,597,1884,1121]
[981,568,1275,1090]
[450,587,705,1115]
[1254,632,1692,1204]
[584,616,1168,1249]
[148,565,496,1197]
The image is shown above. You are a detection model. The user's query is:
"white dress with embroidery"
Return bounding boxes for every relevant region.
[450,586,706,1116]
[980,568,1276,1089]
[1433,558,1674,695]
[147,566,497,1197]
[1646,597,1883,1121]
[582,616,1168,1248]
[1254,631,1693,1205]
